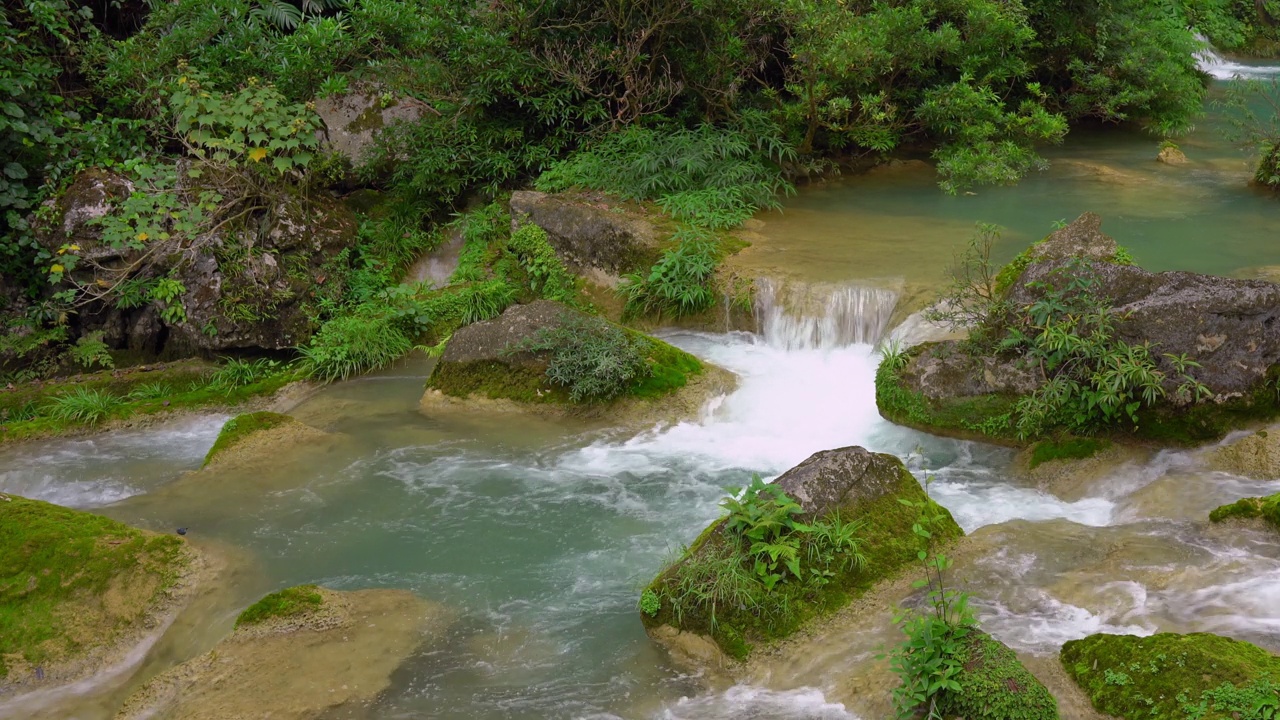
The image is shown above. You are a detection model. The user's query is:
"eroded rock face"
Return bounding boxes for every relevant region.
[35,169,357,354]
[315,87,431,166]
[114,588,448,720]
[774,445,933,517]
[899,344,1043,402]
[509,191,662,275]
[435,299,569,368]
[1008,215,1280,397]
[1205,428,1280,479]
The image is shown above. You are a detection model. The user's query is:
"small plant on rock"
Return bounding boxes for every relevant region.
[507,313,653,402]
[619,227,720,320]
[44,387,123,425]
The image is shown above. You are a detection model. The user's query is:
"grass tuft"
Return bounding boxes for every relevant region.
[235,584,324,627]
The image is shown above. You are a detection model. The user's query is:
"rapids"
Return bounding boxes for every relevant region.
[5,61,1280,719]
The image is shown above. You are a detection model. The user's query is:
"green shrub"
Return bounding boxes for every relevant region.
[507,313,653,403]
[299,311,414,383]
[208,358,285,391]
[43,388,123,425]
[236,584,324,626]
[620,228,721,320]
[506,224,579,305]
[536,116,794,230]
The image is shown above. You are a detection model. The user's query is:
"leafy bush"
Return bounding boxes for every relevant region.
[504,225,579,305]
[1220,78,1280,189]
[507,313,653,402]
[537,116,794,229]
[69,332,114,370]
[299,311,413,383]
[43,387,123,425]
[619,228,721,320]
[208,358,284,390]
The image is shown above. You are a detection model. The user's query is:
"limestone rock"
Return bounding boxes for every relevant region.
[1205,428,1280,479]
[114,587,448,720]
[315,86,431,166]
[1157,146,1188,164]
[1025,211,1117,263]
[509,191,662,275]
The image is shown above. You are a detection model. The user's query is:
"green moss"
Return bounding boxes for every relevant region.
[875,352,1021,446]
[629,335,703,399]
[0,360,300,445]
[643,463,963,659]
[940,630,1059,720]
[0,494,186,678]
[203,412,294,467]
[235,584,324,627]
[1133,371,1280,446]
[1062,632,1280,719]
[1029,437,1110,469]
[1209,493,1280,529]
[994,241,1043,296]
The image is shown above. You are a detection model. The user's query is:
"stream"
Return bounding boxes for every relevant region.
[5,59,1280,720]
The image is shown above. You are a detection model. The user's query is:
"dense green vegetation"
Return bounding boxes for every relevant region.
[236,584,325,627]
[1,0,1270,387]
[0,494,187,677]
[1062,632,1280,719]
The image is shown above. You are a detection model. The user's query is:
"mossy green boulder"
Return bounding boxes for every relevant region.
[940,630,1059,720]
[1062,632,1280,719]
[236,584,325,627]
[425,299,705,405]
[1209,493,1280,530]
[0,494,193,682]
[202,411,294,467]
[641,446,963,660]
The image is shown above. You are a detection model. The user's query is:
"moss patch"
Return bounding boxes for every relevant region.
[643,464,963,659]
[235,585,324,627]
[1029,437,1111,469]
[0,494,187,678]
[940,630,1059,720]
[0,359,300,445]
[875,353,1021,446]
[1062,632,1280,719]
[203,412,294,468]
[1209,493,1280,529]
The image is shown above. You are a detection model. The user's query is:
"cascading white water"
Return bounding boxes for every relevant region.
[1195,32,1280,79]
[754,278,900,350]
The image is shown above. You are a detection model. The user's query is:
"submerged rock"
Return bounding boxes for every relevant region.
[423,300,734,426]
[509,191,664,276]
[1062,632,1280,719]
[0,494,207,699]
[114,586,448,720]
[1157,145,1189,165]
[641,446,962,661]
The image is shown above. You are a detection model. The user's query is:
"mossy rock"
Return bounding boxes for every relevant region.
[1029,437,1110,469]
[642,446,963,660]
[939,630,1059,720]
[425,300,705,405]
[236,585,324,627]
[0,494,192,681]
[1061,632,1280,719]
[1208,493,1280,530]
[202,411,296,467]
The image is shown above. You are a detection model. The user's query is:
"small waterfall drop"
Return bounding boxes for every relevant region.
[1194,33,1280,79]
[754,278,899,350]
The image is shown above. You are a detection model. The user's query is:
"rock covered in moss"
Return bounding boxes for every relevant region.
[202,412,328,469]
[425,300,718,407]
[510,191,663,275]
[0,494,204,694]
[1062,632,1280,719]
[114,586,449,720]
[642,446,963,660]
[939,630,1059,720]
[1209,493,1280,530]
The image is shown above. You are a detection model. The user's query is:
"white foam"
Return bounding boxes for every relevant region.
[978,585,1154,654]
[1196,35,1280,79]
[658,686,858,720]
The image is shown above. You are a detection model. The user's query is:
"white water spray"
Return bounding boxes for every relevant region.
[1195,33,1280,79]
[754,278,899,350]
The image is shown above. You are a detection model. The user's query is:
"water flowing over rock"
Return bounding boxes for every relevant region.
[754,278,899,350]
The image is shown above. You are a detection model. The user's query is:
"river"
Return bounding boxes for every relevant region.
[3,57,1280,720]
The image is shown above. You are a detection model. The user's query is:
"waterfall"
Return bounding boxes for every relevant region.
[754,278,899,350]
[1194,32,1280,80]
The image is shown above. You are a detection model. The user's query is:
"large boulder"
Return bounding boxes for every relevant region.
[114,586,448,720]
[1062,632,1280,720]
[35,169,357,354]
[939,630,1059,720]
[509,191,663,277]
[315,86,432,166]
[881,213,1280,445]
[641,446,963,660]
[1204,427,1280,479]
